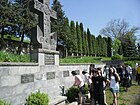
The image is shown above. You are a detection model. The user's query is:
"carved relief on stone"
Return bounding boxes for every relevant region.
[32,0,57,50]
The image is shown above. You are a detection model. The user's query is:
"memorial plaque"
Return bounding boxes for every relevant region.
[46,72,55,80]
[21,74,34,83]
[45,54,55,65]
[75,70,80,75]
[63,71,69,77]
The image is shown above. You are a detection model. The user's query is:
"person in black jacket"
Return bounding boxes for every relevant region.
[91,68,110,105]
[120,65,130,92]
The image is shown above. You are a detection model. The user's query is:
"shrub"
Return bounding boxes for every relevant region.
[66,86,79,103]
[66,84,89,103]
[25,91,49,105]
[0,99,10,105]
[111,54,122,60]
[83,84,89,94]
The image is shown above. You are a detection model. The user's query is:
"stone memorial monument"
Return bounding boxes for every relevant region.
[30,0,59,65]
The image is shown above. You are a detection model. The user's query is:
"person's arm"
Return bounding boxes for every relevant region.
[101,76,110,88]
[115,72,120,82]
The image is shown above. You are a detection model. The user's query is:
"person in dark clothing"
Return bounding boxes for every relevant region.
[89,64,95,75]
[91,69,110,105]
[120,66,130,91]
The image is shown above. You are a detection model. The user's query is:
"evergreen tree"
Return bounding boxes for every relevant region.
[62,17,71,56]
[91,35,97,56]
[87,28,92,56]
[79,23,85,56]
[15,0,37,54]
[84,31,88,55]
[76,22,82,56]
[70,21,78,55]
[0,0,14,50]
[122,32,137,57]
[138,43,140,57]
[107,37,112,57]
[96,35,102,56]
[102,37,107,56]
[90,35,94,55]
[51,0,65,49]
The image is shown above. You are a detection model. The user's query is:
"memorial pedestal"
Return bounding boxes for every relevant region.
[31,48,59,65]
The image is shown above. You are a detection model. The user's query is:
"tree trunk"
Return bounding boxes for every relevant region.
[17,32,24,55]
[0,25,5,50]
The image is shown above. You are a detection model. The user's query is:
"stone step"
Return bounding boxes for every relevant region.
[49,96,67,105]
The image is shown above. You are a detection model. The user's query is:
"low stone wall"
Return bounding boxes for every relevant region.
[0,62,105,105]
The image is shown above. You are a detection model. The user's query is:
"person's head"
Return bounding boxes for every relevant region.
[71,71,77,76]
[92,68,99,77]
[109,67,117,75]
[82,71,87,75]
[97,68,102,76]
[92,64,95,68]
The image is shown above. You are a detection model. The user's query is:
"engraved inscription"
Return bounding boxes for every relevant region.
[21,74,34,83]
[47,72,55,80]
[63,71,69,77]
[45,54,55,65]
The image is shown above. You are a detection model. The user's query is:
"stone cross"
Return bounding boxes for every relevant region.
[33,0,57,50]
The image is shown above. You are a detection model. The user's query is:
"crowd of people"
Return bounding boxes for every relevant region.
[71,63,140,105]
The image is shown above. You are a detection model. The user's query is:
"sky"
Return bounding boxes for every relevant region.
[51,0,140,41]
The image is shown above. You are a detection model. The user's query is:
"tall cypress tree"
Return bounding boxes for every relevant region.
[107,37,112,57]
[76,22,82,56]
[91,35,97,56]
[102,37,107,56]
[96,35,102,56]
[80,23,85,56]
[84,31,88,55]
[62,17,71,56]
[70,21,78,55]
[87,28,92,55]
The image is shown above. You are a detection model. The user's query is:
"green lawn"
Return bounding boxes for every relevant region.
[60,56,111,64]
[106,81,140,105]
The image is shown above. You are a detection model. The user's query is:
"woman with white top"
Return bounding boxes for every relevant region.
[71,71,85,105]
[109,67,120,105]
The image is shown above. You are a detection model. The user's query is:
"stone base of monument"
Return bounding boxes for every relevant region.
[30,48,59,65]
[49,96,67,105]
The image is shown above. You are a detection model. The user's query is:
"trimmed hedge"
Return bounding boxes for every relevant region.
[123,57,140,61]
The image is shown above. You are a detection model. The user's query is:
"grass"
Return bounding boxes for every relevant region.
[60,56,111,64]
[106,81,140,105]
[0,51,30,62]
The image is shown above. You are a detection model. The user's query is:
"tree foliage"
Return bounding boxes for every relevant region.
[100,19,139,57]
[2,0,139,58]
[70,21,78,55]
